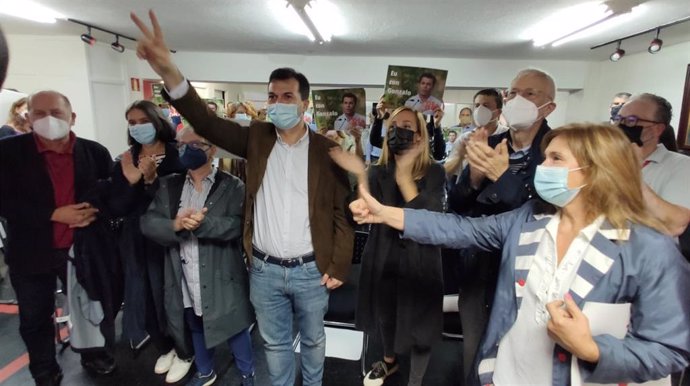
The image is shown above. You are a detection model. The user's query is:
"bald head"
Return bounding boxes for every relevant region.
[511,68,556,100]
[28,91,73,113]
[27,91,75,128]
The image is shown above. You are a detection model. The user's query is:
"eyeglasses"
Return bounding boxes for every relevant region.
[176,141,211,151]
[612,115,663,127]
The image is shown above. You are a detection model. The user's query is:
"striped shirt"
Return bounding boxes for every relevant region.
[179,167,217,316]
[493,215,604,385]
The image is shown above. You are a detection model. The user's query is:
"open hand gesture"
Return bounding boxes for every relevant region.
[120,150,142,185]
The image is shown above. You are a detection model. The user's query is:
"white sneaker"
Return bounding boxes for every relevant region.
[154,349,176,374]
[165,355,194,383]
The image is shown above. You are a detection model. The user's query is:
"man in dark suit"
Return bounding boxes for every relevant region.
[131,11,353,386]
[447,69,556,383]
[0,91,116,386]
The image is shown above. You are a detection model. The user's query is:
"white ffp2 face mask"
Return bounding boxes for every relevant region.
[502,94,551,131]
[473,105,496,127]
[32,116,71,140]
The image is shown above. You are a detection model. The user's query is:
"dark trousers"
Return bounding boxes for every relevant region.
[457,250,500,382]
[10,249,68,380]
[184,308,254,377]
[9,249,109,380]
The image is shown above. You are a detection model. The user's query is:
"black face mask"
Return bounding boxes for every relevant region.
[618,123,643,146]
[387,126,415,155]
[610,104,623,121]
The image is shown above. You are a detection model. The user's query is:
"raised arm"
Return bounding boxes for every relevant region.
[131,10,250,156]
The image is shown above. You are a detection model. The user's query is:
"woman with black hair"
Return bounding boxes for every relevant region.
[111,100,192,383]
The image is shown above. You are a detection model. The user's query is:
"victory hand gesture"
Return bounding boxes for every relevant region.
[130,10,183,87]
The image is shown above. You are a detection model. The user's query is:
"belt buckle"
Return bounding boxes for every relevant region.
[283,257,298,267]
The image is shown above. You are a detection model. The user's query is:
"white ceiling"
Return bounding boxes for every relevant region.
[0,0,689,61]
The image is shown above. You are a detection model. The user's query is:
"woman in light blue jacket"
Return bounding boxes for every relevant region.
[347,123,690,385]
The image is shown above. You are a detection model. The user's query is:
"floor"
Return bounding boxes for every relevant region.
[2,276,686,386]
[0,276,464,386]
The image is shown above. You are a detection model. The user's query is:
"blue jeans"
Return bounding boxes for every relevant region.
[249,255,329,386]
[183,308,255,377]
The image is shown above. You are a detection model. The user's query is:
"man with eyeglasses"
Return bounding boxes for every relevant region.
[446,68,557,384]
[608,92,631,123]
[141,126,256,386]
[615,93,690,237]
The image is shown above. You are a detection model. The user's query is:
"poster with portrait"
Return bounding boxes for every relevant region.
[312,88,367,133]
[383,65,448,116]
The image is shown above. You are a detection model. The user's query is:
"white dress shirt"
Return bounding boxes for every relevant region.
[167,80,313,259]
[493,215,604,386]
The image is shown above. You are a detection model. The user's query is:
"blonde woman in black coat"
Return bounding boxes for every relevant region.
[331,106,445,386]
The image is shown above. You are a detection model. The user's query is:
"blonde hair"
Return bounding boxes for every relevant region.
[378,106,432,181]
[541,123,666,234]
[6,96,27,128]
[226,101,258,119]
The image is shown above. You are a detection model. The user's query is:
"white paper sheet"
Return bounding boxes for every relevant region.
[570,302,670,386]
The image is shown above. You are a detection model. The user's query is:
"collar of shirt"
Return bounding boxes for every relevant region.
[275,127,310,148]
[644,143,667,166]
[544,213,605,244]
[34,131,76,154]
[185,165,218,185]
[507,137,531,156]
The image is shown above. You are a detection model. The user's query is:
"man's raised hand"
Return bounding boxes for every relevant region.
[130,10,183,87]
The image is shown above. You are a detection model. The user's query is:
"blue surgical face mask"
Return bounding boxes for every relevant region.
[178,145,209,170]
[161,108,171,118]
[128,123,157,145]
[534,165,586,207]
[267,103,302,130]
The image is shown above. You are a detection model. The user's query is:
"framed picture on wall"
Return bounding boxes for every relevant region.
[678,64,690,150]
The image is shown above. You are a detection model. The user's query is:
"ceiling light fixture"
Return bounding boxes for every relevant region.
[591,15,690,60]
[523,0,643,48]
[282,0,341,44]
[0,1,65,23]
[111,35,125,53]
[68,18,174,53]
[80,27,96,46]
[609,41,625,61]
[648,28,662,54]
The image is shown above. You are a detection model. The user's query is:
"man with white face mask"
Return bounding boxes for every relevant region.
[131,11,353,386]
[446,70,556,384]
[0,91,117,385]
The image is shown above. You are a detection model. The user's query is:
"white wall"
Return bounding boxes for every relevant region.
[153,52,591,91]
[86,42,131,155]
[577,41,690,130]
[5,33,689,150]
[4,34,97,140]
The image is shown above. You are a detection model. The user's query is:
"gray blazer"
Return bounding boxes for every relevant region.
[404,201,690,385]
[140,171,254,354]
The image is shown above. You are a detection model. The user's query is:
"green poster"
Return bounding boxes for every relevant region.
[312,88,366,133]
[384,65,448,116]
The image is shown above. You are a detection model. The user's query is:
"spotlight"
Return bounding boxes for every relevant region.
[648,28,662,54]
[80,26,95,46]
[610,40,625,62]
[111,35,125,53]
